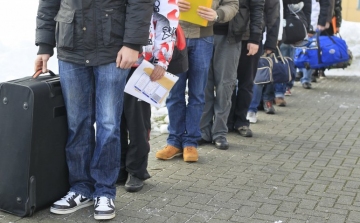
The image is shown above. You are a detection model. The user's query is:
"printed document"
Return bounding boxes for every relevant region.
[124,60,179,108]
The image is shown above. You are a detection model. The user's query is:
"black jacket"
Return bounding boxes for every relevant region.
[318,0,331,26]
[263,0,280,52]
[227,0,264,44]
[36,0,154,66]
[334,0,342,27]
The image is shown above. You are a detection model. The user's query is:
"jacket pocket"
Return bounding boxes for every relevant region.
[54,7,75,49]
[101,7,125,46]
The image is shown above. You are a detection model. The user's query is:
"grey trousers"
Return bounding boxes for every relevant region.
[200,34,242,141]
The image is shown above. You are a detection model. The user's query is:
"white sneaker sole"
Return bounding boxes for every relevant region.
[94,212,116,220]
[50,201,93,215]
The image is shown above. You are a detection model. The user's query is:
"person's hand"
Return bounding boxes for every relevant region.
[34,54,50,73]
[150,65,166,81]
[178,0,191,12]
[317,24,325,31]
[325,22,330,29]
[197,6,217,22]
[247,43,259,56]
[116,46,139,69]
[265,49,272,55]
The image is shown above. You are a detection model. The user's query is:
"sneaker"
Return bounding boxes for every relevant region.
[284,88,292,96]
[237,126,253,137]
[50,191,93,215]
[94,197,115,220]
[294,71,303,81]
[302,82,312,89]
[125,173,144,193]
[246,111,257,123]
[183,146,198,162]
[274,97,286,107]
[155,145,182,160]
[264,100,275,114]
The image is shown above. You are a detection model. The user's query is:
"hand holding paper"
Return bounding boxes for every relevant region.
[179,0,213,26]
[124,60,179,108]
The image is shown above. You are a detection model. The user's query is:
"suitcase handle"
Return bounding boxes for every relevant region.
[32,69,56,79]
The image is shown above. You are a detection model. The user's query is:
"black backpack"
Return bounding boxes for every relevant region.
[282,6,307,44]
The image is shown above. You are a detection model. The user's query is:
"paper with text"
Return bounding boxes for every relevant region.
[125,60,179,108]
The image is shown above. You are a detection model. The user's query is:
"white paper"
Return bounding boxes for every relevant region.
[124,60,179,108]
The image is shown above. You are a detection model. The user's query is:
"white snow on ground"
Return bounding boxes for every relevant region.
[0,1,359,132]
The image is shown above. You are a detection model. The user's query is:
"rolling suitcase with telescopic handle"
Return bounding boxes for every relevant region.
[0,70,69,217]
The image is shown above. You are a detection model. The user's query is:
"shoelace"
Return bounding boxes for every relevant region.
[62,192,77,202]
[95,197,110,208]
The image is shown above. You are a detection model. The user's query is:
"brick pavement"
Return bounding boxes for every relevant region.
[1,76,360,223]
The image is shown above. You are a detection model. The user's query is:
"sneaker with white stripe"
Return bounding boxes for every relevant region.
[50,191,93,214]
[94,196,115,220]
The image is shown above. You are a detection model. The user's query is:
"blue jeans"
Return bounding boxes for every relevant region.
[248,83,274,113]
[275,43,295,97]
[59,60,129,200]
[300,68,313,84]
[166,36,214,149]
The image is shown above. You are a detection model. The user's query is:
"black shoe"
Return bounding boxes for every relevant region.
[302,82,312,89]
[125,174,144,192]
[295,71,303,81]
[213,136,229,150]
[263,101,275,114]
[237,126,253,137]
[197,138,212,146]
[319,70,326,79]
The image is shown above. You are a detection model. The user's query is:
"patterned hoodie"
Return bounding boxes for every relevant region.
[137,0,179,70]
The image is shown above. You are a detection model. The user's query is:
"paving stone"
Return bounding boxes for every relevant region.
[2,76,360,223]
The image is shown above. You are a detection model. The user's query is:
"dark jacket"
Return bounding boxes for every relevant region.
[318,0,331,26]
[229,0,264,44]
[334,0,342,27]
[36,0,154,66]
[263,0,280,52]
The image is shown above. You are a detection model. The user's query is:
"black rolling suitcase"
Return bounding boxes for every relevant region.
[0,70,69,217]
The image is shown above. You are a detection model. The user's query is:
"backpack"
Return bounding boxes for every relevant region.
[282,5,307,45]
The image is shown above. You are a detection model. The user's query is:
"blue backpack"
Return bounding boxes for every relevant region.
[294,33,349,69]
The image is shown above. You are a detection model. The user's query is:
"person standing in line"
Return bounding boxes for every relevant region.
[274,0,311,105]
[199,0,263,150]
[156,0,238,161]
[34,0,153,220]
[245,0,281,123]
[119,0,179,192]
[226,0,265,137]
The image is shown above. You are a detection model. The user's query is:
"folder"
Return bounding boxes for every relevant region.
[179,0,213,27]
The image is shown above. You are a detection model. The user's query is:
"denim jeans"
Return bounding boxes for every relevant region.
[59,60,129,200]
[300,68,313,84]
[275,43,295,97]
[166,36,214,149]
[248,83,274,113]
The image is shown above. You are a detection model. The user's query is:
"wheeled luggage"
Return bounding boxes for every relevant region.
[0,70,69,217]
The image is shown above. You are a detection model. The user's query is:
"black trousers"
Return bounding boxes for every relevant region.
[119,69,151,181]
[228,40,262,130]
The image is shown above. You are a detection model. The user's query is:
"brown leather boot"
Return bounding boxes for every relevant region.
[155,145,182,160]
[183,146,198,162]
